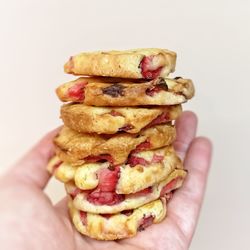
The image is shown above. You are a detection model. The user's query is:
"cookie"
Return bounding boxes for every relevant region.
[69,197,167,240]
[64,48,176,79]
[47,146,182,194]
[66,169,187,214]
[56,77,194,106]
[60,103,182,134]
[54,124,176,166]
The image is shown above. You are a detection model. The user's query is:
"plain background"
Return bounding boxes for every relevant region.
[0,0,249,249]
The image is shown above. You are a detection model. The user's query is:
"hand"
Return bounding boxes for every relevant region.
[0,111,212,250]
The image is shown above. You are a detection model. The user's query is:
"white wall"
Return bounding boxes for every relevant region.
[0,0,249,249]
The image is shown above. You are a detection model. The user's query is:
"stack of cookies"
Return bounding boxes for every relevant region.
[47,48,195,240]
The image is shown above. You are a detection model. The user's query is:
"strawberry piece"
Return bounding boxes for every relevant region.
[133,187,152,196]
[128,148,163,167]
[126,187,153,200]
[101,214,113,219]
[132,140,151,153]
[121,209,134,216]
[128,153,163,167]
[140,56,162,79]
[84,154,114,164]
[69,187,83,199]
[87,166,124,206]
[143,69,162,80]
[87,189,125,205]
[151,154,164,163]
[145,84,168,96]
[145,85,163,96]
[146,112,169,128]
[98,166,120,192]
[118,124,134,132]
[145,78,169,96]
[160,177,180,197]
[127,156,149,167]
[110,110,123,116]
[67,82,87,101]
[138,215,155,231]
[80,211,87,225]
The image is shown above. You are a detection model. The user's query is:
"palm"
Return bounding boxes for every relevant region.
[0,112,212,250]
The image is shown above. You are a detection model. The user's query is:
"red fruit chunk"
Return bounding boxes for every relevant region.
[87,189,125,206]
[118,124,134,132]
[146,112,169,128]
[132,140,151,153]
[69,187,83,199]
[110,110,123,116]
[133,187,153,196]
[84,154,114,164]
[140,56,162,79]
[145,85,162,97]
[126,187,153,200]
[87,166,124,206]
[80,211,87,225]
[151,154,164,163]
[143,68,162,80]
[127,156,149,167]
[160,177,180,197]
[67,82,87,101]
[145,78,169,97]
[128,149,163,167]
[98,166,120,192]
[138,215,155,231]
[121,209,134,216]
[101,214,113,219]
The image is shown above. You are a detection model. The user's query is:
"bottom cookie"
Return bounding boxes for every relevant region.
[69,197,167,240]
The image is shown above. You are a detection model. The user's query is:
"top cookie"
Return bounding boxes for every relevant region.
[64,48,176,79]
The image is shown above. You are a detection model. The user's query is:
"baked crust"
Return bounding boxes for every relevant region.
[60,103,182,134]
[54,124,176,166]
[64,48,176,79]
[69,197,167,240]
[56,77,194,106]
[66,169,187,214]
[47,146,182,194]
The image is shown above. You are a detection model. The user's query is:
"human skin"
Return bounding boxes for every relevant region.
[0,111,212,250]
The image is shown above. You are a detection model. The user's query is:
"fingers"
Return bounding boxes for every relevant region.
[174,111,198,160]
[168,137,212,240]
[8,128,60,189]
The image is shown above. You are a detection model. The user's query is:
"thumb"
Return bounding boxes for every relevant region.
[6,128,60,189]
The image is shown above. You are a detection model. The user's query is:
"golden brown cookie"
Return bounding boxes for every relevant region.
[64,48,176,79]
[47,146,182,194]
[54,124,176,166]
[66,169,187,214]
[60,103,182,134]
[56,77,194,106]
[69,197,167,240]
